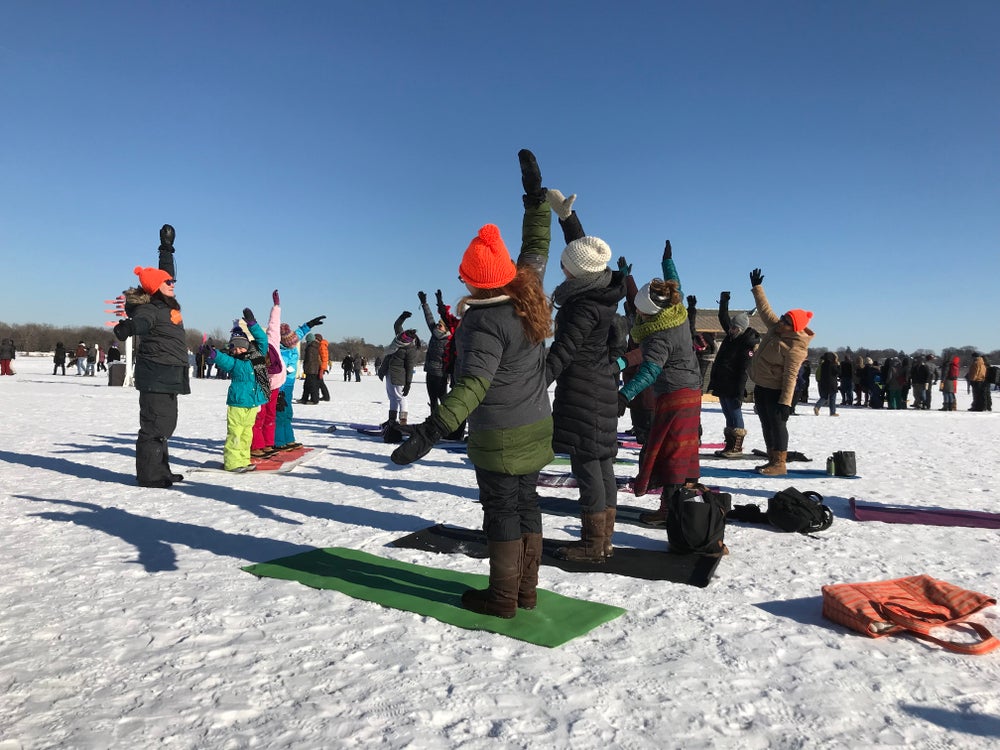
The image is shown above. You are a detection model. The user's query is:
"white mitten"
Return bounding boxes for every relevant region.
[546,188,577,220]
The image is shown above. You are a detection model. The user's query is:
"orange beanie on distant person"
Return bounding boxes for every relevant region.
[784,309,813,332]
[458,224,517,289]
[134,266,171,294]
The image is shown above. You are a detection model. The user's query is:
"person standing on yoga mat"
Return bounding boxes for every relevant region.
[542,185,626,563]
[746,268,814,476]
[391,149,554,620]
[614,240,703,526]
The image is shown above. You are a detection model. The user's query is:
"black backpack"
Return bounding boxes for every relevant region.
[766,487,834,534]
[666,484,732,555]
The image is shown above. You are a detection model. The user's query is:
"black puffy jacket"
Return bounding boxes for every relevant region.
[546,273,626,461]
[708,328,759,399]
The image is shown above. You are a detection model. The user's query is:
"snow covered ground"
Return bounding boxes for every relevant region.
[1,355,998,749]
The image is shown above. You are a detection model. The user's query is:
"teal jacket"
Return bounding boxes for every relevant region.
[279,322,311,390]
[213,321,270,408]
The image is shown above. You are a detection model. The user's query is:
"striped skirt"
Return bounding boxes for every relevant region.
[633,387,702,496]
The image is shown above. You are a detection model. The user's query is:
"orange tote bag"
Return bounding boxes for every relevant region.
[822,575,998,655]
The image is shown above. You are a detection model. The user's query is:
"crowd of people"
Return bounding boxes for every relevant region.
[8,151,994,621]
[790,351,995,413]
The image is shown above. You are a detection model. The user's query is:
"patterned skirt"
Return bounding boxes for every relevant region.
[633,387,702,496]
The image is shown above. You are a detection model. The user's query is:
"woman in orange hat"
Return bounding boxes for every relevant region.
[391,150,553,619]
[747,268,814,476]
[113,224,190,488]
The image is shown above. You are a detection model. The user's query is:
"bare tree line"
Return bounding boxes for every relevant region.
[0,322,387,363]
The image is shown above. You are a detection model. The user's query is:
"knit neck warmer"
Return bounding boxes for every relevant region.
[552,268,612,307]
[630,303,688,343]
[382,334,413,359]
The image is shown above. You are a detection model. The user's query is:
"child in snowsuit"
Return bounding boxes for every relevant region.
[208,310,271,472]
[275,314,326,450]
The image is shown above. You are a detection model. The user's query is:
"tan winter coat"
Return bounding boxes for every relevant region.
[968,356,987,383]
[748,284,814,406]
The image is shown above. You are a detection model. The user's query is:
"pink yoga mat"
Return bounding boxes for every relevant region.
[850,498,1000,529]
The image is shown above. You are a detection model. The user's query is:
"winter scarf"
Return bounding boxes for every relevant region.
[247,344,271,399]
[630,303,688,344]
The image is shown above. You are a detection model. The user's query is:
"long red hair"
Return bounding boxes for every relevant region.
[459,266,552,345]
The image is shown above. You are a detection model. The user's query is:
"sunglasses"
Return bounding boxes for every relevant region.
[165,279,176,286]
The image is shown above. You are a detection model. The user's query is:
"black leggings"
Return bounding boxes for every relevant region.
[754,385,788,452]
[426,373,449,410]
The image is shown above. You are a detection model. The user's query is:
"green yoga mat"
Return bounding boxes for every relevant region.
[242,547,625,648]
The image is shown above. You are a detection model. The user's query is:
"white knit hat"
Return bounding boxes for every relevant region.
[560,236,611,278]
[634,282,662,315]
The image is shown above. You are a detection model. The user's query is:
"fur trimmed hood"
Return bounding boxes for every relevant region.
[123,286,150,316]
[123,286,180,317]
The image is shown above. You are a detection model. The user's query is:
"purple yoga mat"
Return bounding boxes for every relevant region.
[850,498,1000,529]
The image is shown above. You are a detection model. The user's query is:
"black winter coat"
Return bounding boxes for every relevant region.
[816,353,839,398]
[708,329,759,398]
[546,273,626,461]
[120,247,190,395]
[707,299,759,398]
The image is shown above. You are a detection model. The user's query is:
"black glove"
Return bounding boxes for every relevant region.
[417,291,427,305]
[113,319,134,341]
[750,268,764,287]
[617,256,632,276]
[435,289,444,307]
[276,391,287,412]
[401,311,412,320]
[720,291,731,303]
[305,315,326,328]
[272,289,280,305]
[160,224,175,249]
[662,240,672,260]
[687,295,697,308]
[777,403,791,421]
[518,149,546,207]
[617,392,630,417]
[391,416,446,465]
[402,383,411,397]
[242,307,256,326]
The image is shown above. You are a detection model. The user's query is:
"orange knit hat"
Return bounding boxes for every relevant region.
[458,224,517,289]
[784,308,813,332]
[134,266,172,294]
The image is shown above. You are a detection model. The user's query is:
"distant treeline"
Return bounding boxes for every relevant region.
[0,322,387,363]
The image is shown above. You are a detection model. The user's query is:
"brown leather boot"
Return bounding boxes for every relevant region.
[758,450,788,476]
[553,512,607,563]
[461,539,522,618]
[603,507,617,558]
[754,450,774,472]
[516,533,542,610]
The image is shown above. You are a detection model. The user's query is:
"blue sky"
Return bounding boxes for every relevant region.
[2,1,997,351]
